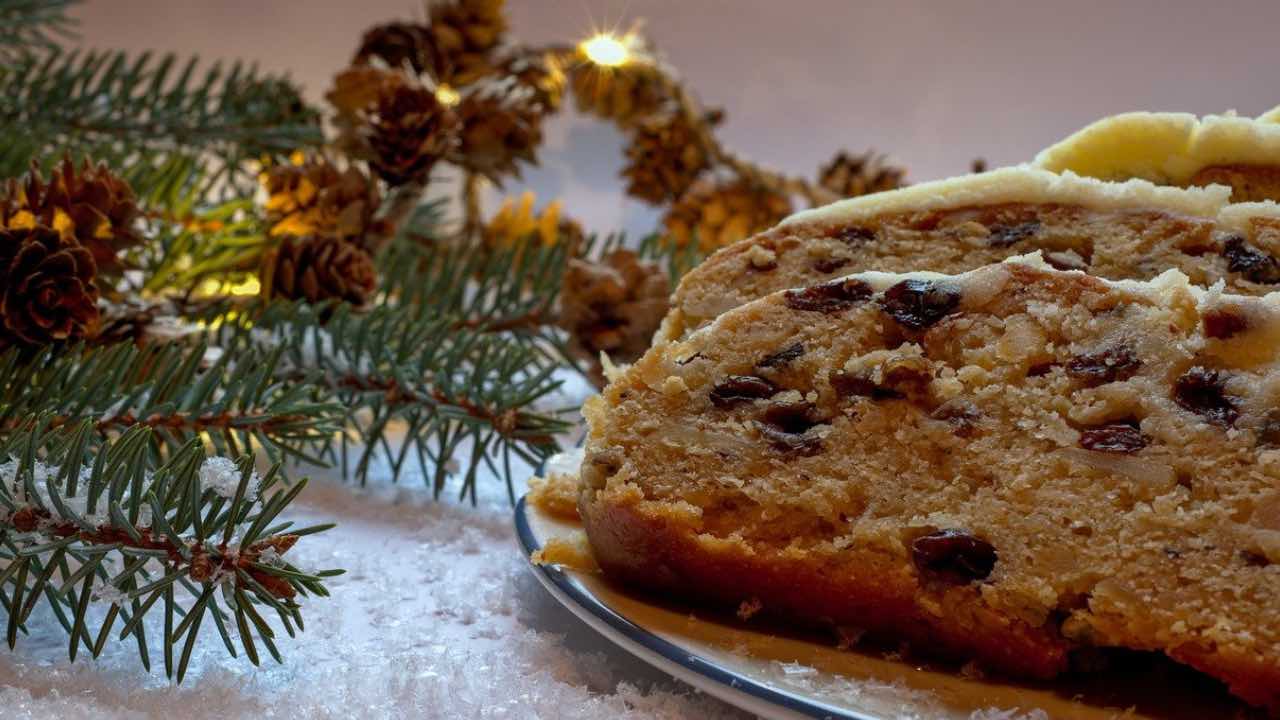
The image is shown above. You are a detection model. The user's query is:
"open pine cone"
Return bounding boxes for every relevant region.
[426,0,507,86]
[499,49,565,115]
[569,62,667,127]
[361,82,459,187]
[663,178,792,252]
[261,236,378,306]
[622,111,713,204]
[559,248,669,386]
[0,226,100,348]
[452,79,543,183]
[0,157,141,276]
[818,150,906,199]
[354,0,506,88]
[354,21,433,74]
[262,157,383,248]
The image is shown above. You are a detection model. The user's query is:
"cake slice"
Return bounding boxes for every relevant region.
[655,167,1280,341]
[580,256,1280,710]
[1034,107,1280,202]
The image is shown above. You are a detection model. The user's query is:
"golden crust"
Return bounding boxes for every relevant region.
[579,486,1072,679]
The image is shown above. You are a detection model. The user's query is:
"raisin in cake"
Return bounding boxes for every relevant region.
[657,167,1280,341]
[1035,107,1280,202]
[580,255,1280,710]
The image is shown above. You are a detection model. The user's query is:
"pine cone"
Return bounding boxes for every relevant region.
[361,81,458,186]
[817,150,906,199]
[622,112,713,204]
[569,62,667,127]
[0,226,100,348]
[499,50,565,114]
[663,179,792,252]
[261,236,377,306]
[1,157,141,276]
[451,80,543,184]
[262,157,383,248]
[354,1,506,88]
[327,65,406,120]
[426,0,507,86]
[354,21,433,74]
[559,249,669,386]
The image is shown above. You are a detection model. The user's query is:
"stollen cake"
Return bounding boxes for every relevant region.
[1035,106,1280,202]
[579,255,1280,710]
[658,166,1280,341]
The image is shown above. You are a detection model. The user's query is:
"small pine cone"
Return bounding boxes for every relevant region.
[499,50,565,114]
[817,150,906,199]
[0,226,100,348]
[261,236,377,306]
[354,21,434,74]
[327,65,406,120]
[263,157,382,248]
[361,82,458,186]
[559,249,670,387]
[1,157,142,276]
[663,179,792,252]
[622,112,712,204]
[569,62,667,127]
[424,0,507,87]
[451,80,543,183]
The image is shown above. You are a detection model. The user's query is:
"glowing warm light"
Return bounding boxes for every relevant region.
[581,33,630,67]
[196,276,261,297]
[226,277,261,296]
[435,84,461,107]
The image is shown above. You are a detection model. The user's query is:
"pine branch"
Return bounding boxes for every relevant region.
[0,0,78,59]
[201,300,572,499]
[0,47,323,200]
[0,340,343,465]
[0,419,341,681]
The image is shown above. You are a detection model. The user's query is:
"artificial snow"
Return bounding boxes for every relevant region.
[1,442,751,720]
[198,456,259,501]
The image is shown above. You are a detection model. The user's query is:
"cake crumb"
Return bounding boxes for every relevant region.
[530,531,599,573]
[736,597,763,621]
[662,375,689,397]
[747,244,778,269]
[528,451,584,521]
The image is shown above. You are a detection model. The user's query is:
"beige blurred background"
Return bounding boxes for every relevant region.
[75,0,1280,236]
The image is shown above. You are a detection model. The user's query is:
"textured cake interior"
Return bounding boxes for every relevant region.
[663,200,1280,340]
[582,260,1280,707]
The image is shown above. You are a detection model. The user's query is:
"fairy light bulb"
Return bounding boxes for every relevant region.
[581,33,630,67]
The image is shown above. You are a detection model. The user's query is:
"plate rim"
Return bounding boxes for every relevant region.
[515,496,881,720]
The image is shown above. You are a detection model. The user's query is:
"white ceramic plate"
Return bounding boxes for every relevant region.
[516,497,1253,720]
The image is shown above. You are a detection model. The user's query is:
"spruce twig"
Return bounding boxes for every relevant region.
[0,341,343,465]
[0,47,323,198]
[200,299,572,496]
[0,419,341,680]
[0,0,78,59]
